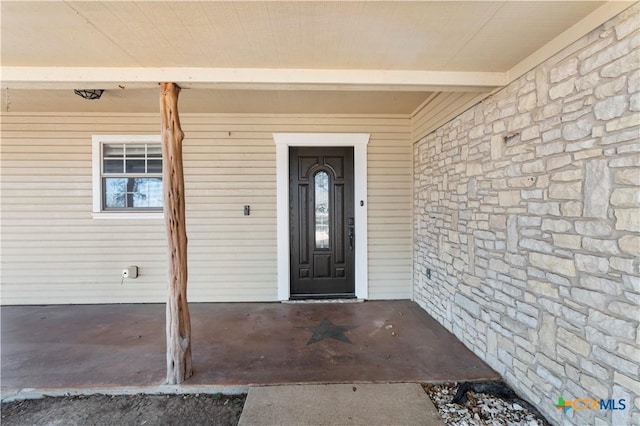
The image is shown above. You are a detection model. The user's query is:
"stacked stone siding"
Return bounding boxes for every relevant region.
[413,5,639,425]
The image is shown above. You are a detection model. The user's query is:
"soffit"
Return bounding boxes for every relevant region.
[2,1,605,71]
[1,1,630,118]
[0,88,431,115]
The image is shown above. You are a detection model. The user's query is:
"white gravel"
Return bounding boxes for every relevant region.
[424,383,549,426]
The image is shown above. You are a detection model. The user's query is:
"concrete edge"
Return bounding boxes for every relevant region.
[240,376,504,388]
[0,377,501,403]
[0,385,249,403]
[281,299,365,304]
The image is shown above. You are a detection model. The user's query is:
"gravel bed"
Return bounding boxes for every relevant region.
[424,382,550,426]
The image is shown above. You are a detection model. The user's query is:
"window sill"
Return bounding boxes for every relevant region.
[92,212,164,220]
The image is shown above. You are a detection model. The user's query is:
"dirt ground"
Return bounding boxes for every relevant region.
[1,393,246,426]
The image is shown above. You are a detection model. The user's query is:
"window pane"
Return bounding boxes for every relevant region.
[125,144,147,158]
[315,171,329,249]
[131,178,163,208]
[125,159,146,173]
[103,159,123,173]
[104,178,126,208]
[103,177,162,209]
[147,159,162,173]
[146,178,163,207]
[103,144,124,158]
[147,145,162,158]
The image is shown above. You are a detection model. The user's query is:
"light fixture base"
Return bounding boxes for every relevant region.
[74,89,104,100]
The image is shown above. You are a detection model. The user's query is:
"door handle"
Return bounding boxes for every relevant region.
[348,228,355,251]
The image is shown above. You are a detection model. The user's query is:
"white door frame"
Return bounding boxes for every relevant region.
[273,133,370,301]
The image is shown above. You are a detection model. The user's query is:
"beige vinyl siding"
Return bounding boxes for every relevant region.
[1,113,412,304]
[368,142,413,299]
[411,92,490,143]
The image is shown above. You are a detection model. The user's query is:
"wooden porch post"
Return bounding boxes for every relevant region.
[160,82,193,384]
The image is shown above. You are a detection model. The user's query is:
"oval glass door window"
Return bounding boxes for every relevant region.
[315,171,330,249]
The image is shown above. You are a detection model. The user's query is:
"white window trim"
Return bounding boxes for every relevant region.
[92,134,163,219]
[273,133,370,301]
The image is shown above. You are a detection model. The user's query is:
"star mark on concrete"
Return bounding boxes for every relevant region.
[297,317,358,345]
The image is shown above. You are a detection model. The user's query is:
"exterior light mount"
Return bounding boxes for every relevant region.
[74,89,104,100]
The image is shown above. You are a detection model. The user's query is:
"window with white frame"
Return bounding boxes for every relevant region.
[92,135,163,215]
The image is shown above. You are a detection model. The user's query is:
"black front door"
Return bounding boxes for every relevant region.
[289,147,355,299]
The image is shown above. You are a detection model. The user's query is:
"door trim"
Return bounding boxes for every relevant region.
[274,133,369,301]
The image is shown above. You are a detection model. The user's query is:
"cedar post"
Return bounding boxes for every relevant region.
[160,82,193,384]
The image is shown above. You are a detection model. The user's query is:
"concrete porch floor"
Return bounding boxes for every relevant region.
[1,300,498,395]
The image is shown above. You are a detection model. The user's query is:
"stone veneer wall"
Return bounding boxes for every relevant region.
[413,5,639,426]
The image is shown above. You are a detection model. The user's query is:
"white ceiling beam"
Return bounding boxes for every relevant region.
[1,67,505,92]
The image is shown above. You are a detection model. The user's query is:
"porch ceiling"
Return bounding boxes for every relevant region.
[0,88,432,115]
[0,1,633,116]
